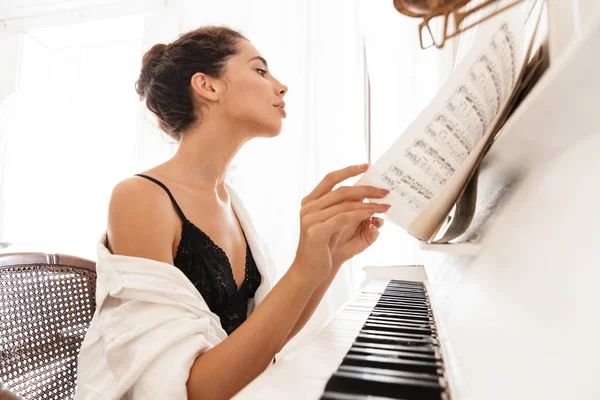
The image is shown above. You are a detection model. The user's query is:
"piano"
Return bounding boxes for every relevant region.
[236,1,600,399]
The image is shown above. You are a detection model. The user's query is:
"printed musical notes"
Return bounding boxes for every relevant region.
[378,165,434,212]
[425,113,470,164]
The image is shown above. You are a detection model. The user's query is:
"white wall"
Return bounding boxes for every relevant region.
[548,0,600,61]
[0,34,20,105]
[0,33,20,242]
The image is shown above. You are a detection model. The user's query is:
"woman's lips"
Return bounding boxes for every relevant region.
[275,105,286,117]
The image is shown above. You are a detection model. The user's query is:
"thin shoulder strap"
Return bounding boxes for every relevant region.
[134,174,187,221]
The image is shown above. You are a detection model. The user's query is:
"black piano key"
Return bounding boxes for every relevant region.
[323,370,443,400]
[351,340,436,355]
[366,316,433,329]
[348,347,437,362]
[321,391,406,400]
[381,296,426,302]
[388,279,423,284]
[380,296,427,303]
[381,289,427,299]
[382,289,425,296]
[372,307,429,316]
[381,290,426,297]
[357,331,435,345]
[380,294,426,301]
[362,322,433,336]
[375,301,428,309]
[373,304,430,312]
[338,365,441,383]
[369,310,431,321]
[385,282,421,287]
[342,354,442,375]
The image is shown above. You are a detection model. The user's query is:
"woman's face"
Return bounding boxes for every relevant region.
[218,39,288,136]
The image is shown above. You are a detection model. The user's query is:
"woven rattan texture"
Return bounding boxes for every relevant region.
[0,264,96,400]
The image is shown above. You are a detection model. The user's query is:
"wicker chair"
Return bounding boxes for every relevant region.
[0,253,96,400]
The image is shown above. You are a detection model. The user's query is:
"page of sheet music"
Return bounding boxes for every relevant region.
[356,3,529,229]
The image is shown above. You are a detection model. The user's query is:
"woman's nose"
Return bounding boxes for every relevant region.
[277,83,288,96]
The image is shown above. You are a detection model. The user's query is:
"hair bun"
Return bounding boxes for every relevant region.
[135,43,167,99]
[135,26,245,141]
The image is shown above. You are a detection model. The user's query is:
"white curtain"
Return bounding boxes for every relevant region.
[228,0,370,348]
[0,14,147,259]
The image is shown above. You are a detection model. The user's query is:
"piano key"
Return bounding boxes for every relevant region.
[322,370,444,399]
[355,337,436,351]
[374,301,428,309]
[380,290,426,297]
[381,292,426,299]
[379,298,427,304]
[362,322,433,335]
[351,340,437,354]
[383,290,425,295]
[357,331,436,344]
[347,347,438,362]
[342,354,443,375]
[366,316,433,328]
[369,310,432,321]
[321,391,405,400]
[373,303,430,312]
[385,281,424,288]
[337,365,442,383]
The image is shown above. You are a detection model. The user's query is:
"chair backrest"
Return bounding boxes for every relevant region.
[0,253,96,400]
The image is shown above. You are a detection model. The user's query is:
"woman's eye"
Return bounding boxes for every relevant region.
[256,69,267,76]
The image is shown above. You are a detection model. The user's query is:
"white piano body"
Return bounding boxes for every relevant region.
[236,2,600,399]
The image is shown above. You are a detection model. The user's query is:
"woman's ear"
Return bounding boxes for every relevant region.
[190,72,220,102]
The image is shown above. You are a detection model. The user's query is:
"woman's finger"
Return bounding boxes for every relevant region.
[303,164,369,203]
[369,223,380,240]
[304,185,389,214]
[315,209,380,240]
[303,201,390,227]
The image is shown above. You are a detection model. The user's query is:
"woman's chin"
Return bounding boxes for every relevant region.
[259,123,283,137]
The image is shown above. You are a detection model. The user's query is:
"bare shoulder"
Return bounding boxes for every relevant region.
[107,176,178,264]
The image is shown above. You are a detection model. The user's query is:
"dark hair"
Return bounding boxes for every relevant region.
[135,26,246,140]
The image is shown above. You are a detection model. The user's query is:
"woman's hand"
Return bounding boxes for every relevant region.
[331,214,386,268]
[291,164,390,285]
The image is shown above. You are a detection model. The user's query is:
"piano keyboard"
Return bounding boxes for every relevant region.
[234,277,449,400]
[320,279,449,400]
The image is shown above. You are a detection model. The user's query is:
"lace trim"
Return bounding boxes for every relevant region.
[173,219,261,335]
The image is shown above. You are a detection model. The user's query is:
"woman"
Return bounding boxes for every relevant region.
[75,26,390,400]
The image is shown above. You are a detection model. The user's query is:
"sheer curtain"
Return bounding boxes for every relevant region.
[228,0,370,349]
[0,14,146,259]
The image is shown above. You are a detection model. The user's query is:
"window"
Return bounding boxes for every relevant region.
[0,15,145,259]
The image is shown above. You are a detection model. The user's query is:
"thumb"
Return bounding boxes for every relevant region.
[368,222,380,242]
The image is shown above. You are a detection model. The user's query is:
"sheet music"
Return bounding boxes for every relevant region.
[355,3,529,229]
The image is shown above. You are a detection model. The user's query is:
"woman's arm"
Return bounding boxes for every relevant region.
[278,262,343,351]
[186,263,319,400]
[281,216,384,349]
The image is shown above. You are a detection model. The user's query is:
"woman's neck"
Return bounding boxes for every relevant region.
[168,117,249,196]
